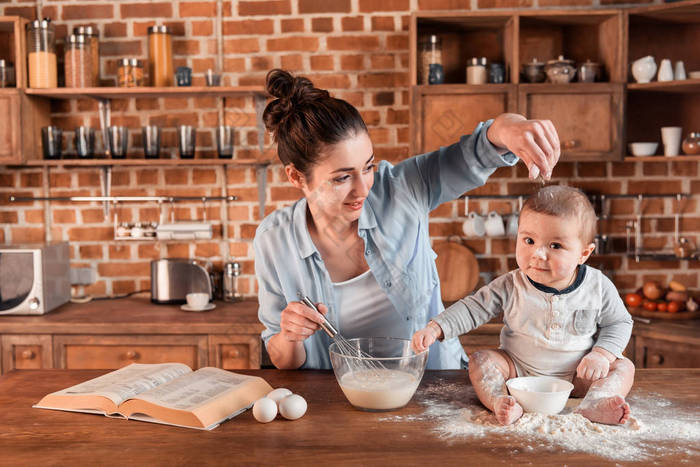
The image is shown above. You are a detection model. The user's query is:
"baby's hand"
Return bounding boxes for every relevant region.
[411,321,443,353]
[576,350,611,381]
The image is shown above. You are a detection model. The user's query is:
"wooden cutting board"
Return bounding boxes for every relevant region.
[434,240,480,302]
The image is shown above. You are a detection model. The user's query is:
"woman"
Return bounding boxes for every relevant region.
[255,69,560,370]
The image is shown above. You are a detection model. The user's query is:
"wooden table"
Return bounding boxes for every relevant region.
[0,369,697,466]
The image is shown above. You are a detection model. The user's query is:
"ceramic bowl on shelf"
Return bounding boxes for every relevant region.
[628,142,658,156]
[689,71,700,80]
[506,376,574,415]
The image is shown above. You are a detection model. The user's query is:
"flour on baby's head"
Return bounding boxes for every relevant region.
[521,185,597,245]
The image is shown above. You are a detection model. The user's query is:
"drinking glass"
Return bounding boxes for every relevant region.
[178,125,196,159]
[74,126,95,159]
[142,125,161,159]
[205,69,221,86]
[41,126,63,160]
[216,125,234,159]
[108,126,128,159]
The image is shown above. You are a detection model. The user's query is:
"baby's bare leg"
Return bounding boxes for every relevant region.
[574,357,635,425]
[468,350,522,425]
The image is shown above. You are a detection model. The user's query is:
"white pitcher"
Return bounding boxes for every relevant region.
[631,56,656,84]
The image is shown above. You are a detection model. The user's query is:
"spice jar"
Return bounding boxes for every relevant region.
[64,34,93,88]
[467,57,487,85]
[420,34,443,85]
[73,26,99,86]
[489,62,505,84]
[682,132,700,155]
[148,25,173,87]
[0,60,15,87]
[117,58,144,87]
[26,19,57,88]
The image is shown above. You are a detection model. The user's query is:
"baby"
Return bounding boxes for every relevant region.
[413,185,635,426]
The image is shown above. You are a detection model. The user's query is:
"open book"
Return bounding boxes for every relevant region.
[34,363,273,430]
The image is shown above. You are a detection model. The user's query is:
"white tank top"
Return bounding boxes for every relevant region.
[333,269,409,339]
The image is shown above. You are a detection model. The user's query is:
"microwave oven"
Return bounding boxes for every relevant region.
[0,242,71,315]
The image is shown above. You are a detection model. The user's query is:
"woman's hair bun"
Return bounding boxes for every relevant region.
[263,69,328,134]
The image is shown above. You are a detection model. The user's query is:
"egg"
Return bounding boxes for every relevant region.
[267,388,293,405]
[279,394,307,420]
[252,397,277,423]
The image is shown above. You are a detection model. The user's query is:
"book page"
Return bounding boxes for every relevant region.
[132,367,259,411]
[58,363,192,407]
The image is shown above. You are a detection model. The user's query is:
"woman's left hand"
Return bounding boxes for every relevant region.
[487,113,561,180]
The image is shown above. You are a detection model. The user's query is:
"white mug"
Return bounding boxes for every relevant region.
[661,126,682,156]
[658,59,673,82]
[506,213,519,237]
[484,211,505,237]
[186,292,209,310]
[462,212,485,237]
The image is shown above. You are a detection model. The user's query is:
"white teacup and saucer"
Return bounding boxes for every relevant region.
[182,292,215,312]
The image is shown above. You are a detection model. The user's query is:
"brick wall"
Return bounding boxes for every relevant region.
[3,0,698,299]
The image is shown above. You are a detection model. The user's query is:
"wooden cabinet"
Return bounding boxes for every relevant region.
[0,90,49,164]
[53,335,208,370]
[412,85,517,153]
[634,336,699,368]
[0,297,265,375]
[1,334,52,372]
[410,8,634,161]
[209,334,261,370]
[518,83,624,160]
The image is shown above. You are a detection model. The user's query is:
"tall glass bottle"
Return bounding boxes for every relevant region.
[26,19,57,88]
[148,25,173,87]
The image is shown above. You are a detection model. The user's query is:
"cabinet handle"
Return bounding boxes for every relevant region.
[125,350,139,360]
[21,350,36,360]
[561,140,579,150]
[226,349,241,359]
[650,353,664,365]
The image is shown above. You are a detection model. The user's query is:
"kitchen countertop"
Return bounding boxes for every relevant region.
[0,368,697,466]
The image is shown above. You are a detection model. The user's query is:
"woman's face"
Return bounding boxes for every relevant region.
[294,131,375,225]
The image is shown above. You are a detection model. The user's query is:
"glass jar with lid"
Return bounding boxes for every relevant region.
[0,60,16,88]
[64,34,93,88]
[466,57,487,85]
[73,26,99,86]
[26,19,57,88]
[117,58,144,87]
[148,25,173,87]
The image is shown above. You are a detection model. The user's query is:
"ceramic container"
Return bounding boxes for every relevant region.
[506,376,574,415]
[682,132,700,155]
[631,56,656,83]
[545,55,576,84]
[578,59,601,83]
[658,58,673,82]
[628,142,658,157]
[522,58,545,83]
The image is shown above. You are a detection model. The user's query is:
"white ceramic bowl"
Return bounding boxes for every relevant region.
[185,292,209,309]
[506,376,574,415]
[628,142,658,157]
[689,71,700,80]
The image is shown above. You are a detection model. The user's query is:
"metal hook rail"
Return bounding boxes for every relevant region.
[9,195,237,203]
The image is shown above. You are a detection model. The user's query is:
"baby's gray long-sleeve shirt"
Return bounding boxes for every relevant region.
[433,265,633,377]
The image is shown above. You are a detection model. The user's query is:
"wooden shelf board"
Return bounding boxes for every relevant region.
[623,155,700,162]
[627,79,700,93]
[628,0,700,22]
[19,158,271,167]
[24,86,266,99]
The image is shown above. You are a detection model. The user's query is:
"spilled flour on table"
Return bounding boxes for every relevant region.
[378,380,700,462]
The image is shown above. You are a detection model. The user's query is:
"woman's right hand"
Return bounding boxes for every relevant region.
[411,321,444,353]
[279,300,328,342]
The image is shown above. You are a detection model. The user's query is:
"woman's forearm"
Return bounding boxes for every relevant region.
[267,333,307,369]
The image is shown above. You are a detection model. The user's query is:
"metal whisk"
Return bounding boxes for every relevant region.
[298,293,386,373]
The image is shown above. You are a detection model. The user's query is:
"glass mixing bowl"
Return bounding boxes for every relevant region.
[329,337,428,412]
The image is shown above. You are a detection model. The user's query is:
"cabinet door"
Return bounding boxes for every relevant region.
[1,335,53,374]
[412,85,517,155]
[635,336,700,369]
[209,335,261,370]
[518,84,624,161]
[0,90,20,163]
[53,335,208,370]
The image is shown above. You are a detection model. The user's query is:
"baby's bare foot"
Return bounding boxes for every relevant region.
[575,395,631,425]
[494,395,523,425]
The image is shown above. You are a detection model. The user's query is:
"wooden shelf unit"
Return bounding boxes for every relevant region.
[410,2,700,161]
[24,86,266,100]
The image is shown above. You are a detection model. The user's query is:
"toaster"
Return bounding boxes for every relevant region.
[150,258,213,304]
